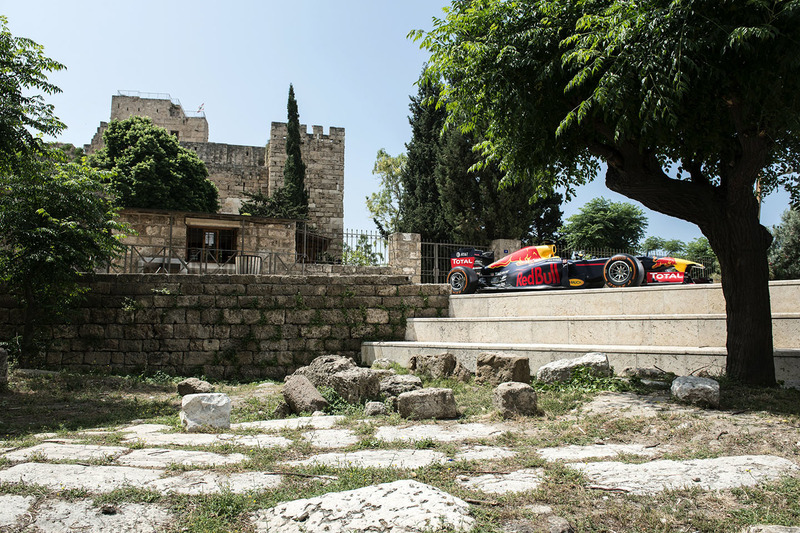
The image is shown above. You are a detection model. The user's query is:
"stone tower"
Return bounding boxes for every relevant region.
[85,91,345,239]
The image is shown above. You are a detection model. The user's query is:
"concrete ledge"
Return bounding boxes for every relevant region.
[404,313,800,349]
[449,280,800,318]
[362,341,800,383]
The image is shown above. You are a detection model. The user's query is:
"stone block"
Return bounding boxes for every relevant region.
[409,352,456,379]
[380,374,423,397]
[476,353,531,386]
[536,352,612,383]
[493,382,538,418]
[671,376,720,407]
[283,375,329,414]
[177,377,215,396]
[398,388,459,420]
[180,393,231,432]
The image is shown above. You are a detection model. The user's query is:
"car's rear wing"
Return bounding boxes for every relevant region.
[451,248,495,270]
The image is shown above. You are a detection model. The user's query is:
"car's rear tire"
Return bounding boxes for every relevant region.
[603,254,644,288]
[447,266,478,294]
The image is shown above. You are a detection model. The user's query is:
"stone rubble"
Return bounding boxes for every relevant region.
[476,352,531,386]
[397,387,460,419]
[180,392,232,431]
[671,375,721,408]
[536,352,612,383]
[493,381,538,418]
[176,377,214,396]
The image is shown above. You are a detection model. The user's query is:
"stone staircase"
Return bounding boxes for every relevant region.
[362,280,800,383]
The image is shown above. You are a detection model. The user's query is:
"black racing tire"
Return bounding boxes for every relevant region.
[447,266,479,295]
[603,254,645,288]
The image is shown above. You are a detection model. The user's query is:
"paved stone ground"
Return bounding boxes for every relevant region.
[1,393,799,531]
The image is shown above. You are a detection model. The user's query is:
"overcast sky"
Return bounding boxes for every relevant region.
[4,1,791,243]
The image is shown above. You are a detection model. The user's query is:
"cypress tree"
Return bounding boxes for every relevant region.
[283,84,309,216]
[398,75,451,242]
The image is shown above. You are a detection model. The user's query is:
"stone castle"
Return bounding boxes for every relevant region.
[85,91,344,238]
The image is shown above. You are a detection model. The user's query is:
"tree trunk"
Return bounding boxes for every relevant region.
[706,201,776,385]
[603,156,776,386]
[21,282,38,368]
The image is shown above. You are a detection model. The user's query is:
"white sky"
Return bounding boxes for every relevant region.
[3,1,791,243]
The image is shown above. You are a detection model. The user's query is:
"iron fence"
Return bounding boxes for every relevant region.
[108,228,389,275]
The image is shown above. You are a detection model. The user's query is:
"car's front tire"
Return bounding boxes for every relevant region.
[447,266,478,294]
[603,254,644,288]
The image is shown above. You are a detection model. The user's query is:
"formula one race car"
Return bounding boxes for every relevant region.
[446,243,710,294]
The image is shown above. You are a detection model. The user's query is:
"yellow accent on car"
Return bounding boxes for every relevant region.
[672,258,705,273]
[569,279,584,287]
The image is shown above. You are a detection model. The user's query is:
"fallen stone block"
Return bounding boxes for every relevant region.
[671,375,720,408]
[250,480,474,532]
[536,352,612,383]
[743,526,800,533]
[329,367,381,404]
[493,382,538,418]
[180,393,231,432]
[364,401,387,416]
[292,355,382,404]
[283,375,329,414]
[409,352,457,379]
[476,352,530,386]
[397,388,460,420]
[380,374,422,397]
[176,377,214,396]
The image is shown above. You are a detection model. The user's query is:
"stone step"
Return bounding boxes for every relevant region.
[448,280,800,318]
[405,313,800,349]
[361,341,800,384]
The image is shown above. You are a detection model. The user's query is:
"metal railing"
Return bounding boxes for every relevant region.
[107,228,389,275]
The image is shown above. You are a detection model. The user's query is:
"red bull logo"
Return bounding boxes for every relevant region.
[516,263,561,286]
[652,257,677,269]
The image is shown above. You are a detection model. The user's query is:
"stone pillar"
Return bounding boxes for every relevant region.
[389,233,422,283]
[490,239,521,262]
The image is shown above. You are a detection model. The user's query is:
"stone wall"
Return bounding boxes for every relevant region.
[0,275,449,380]
[180,142,270,214]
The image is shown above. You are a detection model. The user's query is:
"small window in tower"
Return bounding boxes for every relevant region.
[171,131,180,139]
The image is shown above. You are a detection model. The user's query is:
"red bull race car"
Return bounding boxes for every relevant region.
[446,244,710,294]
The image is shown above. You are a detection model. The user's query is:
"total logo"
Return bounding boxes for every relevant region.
[515,263,561,286]
[450,257,475,268]
[647,271,684,283]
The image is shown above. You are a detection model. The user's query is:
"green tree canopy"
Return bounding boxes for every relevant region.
[769,209,800,280]
[0,152,128,363]
[367,149,407,237]
[560,198,646,251]
[89,116,219,213]
[640,236,686,256]
[0,15,66,173]
[414,0,800,384]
